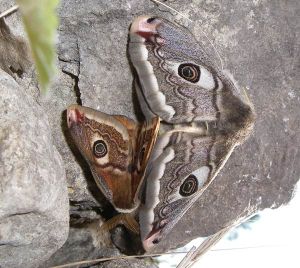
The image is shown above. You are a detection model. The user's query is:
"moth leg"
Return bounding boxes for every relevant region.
[100,213,140,234]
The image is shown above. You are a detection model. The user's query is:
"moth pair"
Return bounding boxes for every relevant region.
[67,16,255,251]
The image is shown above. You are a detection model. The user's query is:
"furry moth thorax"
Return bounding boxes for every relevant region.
[129,16,255,250]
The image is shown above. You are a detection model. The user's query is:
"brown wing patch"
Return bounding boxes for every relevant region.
[132,116,160,201]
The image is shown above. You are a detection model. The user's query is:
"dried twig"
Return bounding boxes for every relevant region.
[0,5,19,19]
[177,204,258,268]
[50,251,191,268]
[150,0,192,22]
[177,226,232,268]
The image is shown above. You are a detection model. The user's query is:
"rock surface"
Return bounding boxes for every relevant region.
[0,68,69,267]
[0,2,69,267]
[42,221,157,268]
[0,0,299,267]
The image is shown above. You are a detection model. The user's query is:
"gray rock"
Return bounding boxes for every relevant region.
[1,0,299,267]
[43,220,157,268]
[0,68,69,267]
[42,220,118,268]
[94,259,158,268]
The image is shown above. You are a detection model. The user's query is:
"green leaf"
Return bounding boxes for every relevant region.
[16,0,59,93]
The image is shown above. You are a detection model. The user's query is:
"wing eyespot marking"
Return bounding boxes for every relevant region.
[179,174,198,197]
[179,166,211,197]
[93,140,108,158]
[178,63,200,83]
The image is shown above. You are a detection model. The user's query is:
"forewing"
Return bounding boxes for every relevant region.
[129,16,254,129]
[67,104,139,212]
[129,16,221,123]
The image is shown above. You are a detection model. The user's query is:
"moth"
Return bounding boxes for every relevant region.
[67,16,255,252]
[67,106,160,211]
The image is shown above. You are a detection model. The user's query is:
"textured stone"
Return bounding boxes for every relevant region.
[0,69,69,267]
[43,221,157,268]
[1,0,299,267]
[96,259,158,268]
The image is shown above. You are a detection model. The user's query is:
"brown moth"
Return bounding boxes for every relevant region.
[67,15,255,252]
[67,105,160,213]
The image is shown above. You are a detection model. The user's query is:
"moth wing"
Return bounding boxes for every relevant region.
[67,105,138,212]
[139,129,235,251]
[129,16,254,126]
